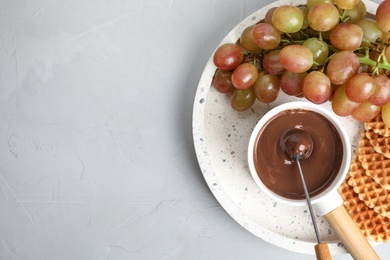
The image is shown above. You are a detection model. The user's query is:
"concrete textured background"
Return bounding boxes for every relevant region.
[0,0,389,259]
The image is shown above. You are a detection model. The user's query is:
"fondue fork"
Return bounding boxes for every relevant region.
[281,128,331,260]
[295,157,331,260]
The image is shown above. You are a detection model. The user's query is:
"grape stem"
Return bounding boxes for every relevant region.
[358,47,390,76]
[339,9,351,23]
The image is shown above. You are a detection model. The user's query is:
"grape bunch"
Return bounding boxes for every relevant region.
[211,0,390,126]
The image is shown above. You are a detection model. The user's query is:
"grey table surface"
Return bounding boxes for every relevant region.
[1,0,389,259]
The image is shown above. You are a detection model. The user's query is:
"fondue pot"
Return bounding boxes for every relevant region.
[247,101,379,260]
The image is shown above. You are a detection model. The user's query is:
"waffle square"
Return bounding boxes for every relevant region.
[366,129,390,159]
[358,135,390,190]
[364,113,390,137]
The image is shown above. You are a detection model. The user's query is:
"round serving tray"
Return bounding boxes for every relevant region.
[192,0,379,255]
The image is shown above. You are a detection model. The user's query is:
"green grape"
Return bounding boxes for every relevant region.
[252,23,281,50]
[279,45,313,73]
[308,3,340,32]
[376,0,390,33]
[230,87,256,111]
[307,3,340,32]
[299,6,310,29]
[331,85,359,117]
[339,0,366,23]
[240,25,262,52]
[307,0,334,10]
[253,71,280,103]
[326,51,360,85]
[356,18,383,47]
[302,38,329,66]
[382,102,390,127]
[272,5,304,33]
[213,43,243,70]
[302,71,331,104]
[212,69,235,93]
[231,63,259,90]
[330,23,363,51]
[335,0,359,10]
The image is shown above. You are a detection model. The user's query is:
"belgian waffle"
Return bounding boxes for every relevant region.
[339,116,390,241]
[338,175,390,242]
[365,129,390,159]
[364,113,390,137]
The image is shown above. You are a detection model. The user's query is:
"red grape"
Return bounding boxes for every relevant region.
[265,7,277,24]
[263,50,285,75]
[252,23,281,50]
[345,72,376,102]
[331,85,359,117]
[231,63,258,90]
[280,71,307,96]
[253,71,280,103]
[330,23,363,51]
[279,45,313,73]
[326,51,360,85]
[376,0,390,33]
[212,69,235,93]
[210,1,390,125]
[368,75,390,106]
[351,100,381,122]
[302,71,331,104]
[213,43,243,70]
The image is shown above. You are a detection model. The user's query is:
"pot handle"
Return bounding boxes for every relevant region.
[325,204,379,260]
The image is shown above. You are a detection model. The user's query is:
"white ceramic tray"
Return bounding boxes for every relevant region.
[192,0,379,255]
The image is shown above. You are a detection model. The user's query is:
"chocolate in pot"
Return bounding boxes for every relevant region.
[253,109,343,200]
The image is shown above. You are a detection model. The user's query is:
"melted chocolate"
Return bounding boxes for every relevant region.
[253,109,343,200]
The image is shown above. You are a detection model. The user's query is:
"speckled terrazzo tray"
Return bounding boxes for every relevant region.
[192,0,379,255]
